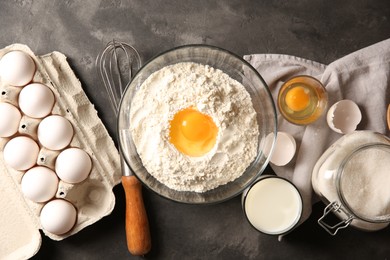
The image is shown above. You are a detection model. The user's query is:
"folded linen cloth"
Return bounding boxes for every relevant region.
[244,38,390,231]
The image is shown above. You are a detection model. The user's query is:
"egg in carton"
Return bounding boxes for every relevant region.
[0,44,121,259]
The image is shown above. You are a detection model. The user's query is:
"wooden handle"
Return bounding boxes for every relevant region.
[122,175,151,255]
[387,104,390,131]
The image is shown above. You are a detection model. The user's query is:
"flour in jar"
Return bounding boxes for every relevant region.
[130,62,259,192]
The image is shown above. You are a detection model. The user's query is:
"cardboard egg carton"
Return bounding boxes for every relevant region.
[0,44,121,259]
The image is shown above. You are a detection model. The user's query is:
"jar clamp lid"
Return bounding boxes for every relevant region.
[318,143,390,235]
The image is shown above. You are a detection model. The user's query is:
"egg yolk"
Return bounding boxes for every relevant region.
[169,107,218,157]
[285,86,310,112]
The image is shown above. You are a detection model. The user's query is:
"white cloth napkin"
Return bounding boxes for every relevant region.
[244,38,390,230]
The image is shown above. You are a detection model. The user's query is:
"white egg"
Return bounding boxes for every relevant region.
[19,83,55,118]
[37,115,74,150]
[263,131,296,166]
[3,136,39,170]
[0,102,21,137]
[0,50,35,86]
[21,166,59,203]
[327,100,362,134]
[40,199,77,235]
[55,148,92,183]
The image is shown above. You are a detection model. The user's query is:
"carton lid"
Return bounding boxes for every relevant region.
[0,167,41,260]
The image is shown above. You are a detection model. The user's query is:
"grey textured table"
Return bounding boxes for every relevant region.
[1,0,390,259]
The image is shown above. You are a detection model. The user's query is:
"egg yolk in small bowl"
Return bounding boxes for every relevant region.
[277,75,328,125]
[285,86,310,112]
[169,107,218,157]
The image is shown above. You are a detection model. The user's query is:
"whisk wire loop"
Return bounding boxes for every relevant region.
[96,39,141,114]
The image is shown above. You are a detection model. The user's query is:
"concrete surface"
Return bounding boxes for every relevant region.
[0,0,389,259]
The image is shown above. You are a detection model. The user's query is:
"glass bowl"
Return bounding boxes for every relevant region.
[277,75,328,125]
[117,44,277,204]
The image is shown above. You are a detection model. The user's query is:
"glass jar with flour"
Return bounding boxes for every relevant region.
[312,131,390,235]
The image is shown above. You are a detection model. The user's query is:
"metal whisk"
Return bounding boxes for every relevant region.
[96,40,141,113]
[96,40,151,256]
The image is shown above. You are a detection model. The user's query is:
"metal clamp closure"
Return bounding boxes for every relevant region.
[318,201,353,236]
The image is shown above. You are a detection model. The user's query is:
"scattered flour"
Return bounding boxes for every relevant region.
[130,62,259,192]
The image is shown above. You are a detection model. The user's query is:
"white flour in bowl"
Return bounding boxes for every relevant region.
[130,62,259,192]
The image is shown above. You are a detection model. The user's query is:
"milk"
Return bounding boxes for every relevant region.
[243,176,302,235]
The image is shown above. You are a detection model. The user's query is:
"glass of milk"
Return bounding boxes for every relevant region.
[241,175,303,235]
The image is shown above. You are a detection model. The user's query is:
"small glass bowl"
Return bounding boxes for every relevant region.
[278,75,328,125]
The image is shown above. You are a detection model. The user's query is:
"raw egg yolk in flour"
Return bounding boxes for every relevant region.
[169,107,218,157]
[285,86,310,112]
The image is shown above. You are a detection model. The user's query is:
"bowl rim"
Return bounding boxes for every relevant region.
[117,43,278,205]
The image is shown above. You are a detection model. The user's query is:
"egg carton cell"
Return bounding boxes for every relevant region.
[0,84,21,107]
[19,115,41,140]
